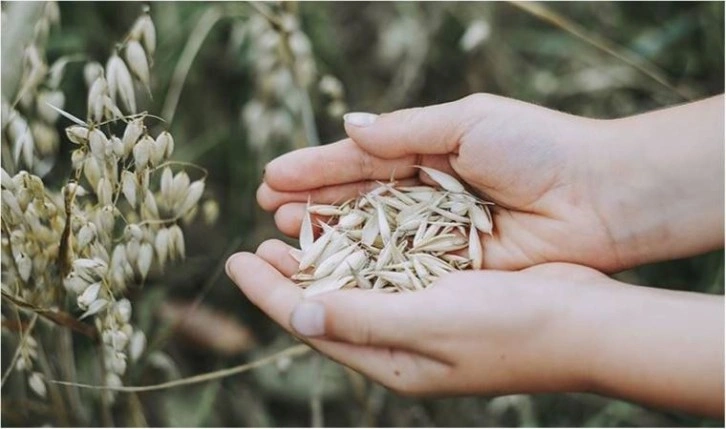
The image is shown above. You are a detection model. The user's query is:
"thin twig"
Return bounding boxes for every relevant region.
[1,291,98,340]
[508,1,693,101]
[247,1,284,29]
[161,7,224,123]
[36,340,71,426]
[50,344,311,392]
[58,328,86,425]
[0,313,38,388]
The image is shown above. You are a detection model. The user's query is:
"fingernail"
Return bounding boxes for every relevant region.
[343,112,378,127]
[290,301,325,337]
[225,253,240,281]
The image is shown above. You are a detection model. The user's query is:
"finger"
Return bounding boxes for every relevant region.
[246,241,433,350]
[290,288,434,351]
[274,203,306,238]
[227,246,421,349]
[255,239,299,277]
[343,96,480,159]
[264,138,418,192]
[257,177,421,212]
[226,251,303,333]
[273,203,308,237]
[225,250,449,391]
[274,203,330,238]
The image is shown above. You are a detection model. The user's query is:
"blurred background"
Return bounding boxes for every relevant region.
[2,1,724,426]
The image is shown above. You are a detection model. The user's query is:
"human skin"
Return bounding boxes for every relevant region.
[257,94,724,273]
[229,94,725,417]
[227,242,724,418]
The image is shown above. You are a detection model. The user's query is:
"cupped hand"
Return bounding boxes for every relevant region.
[226,239,607,396]
[257,94,627,272]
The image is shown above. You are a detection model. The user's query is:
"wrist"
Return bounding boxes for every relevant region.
[579,278,724,417]
[579,117,660,269]
[543,271,615,393]
[582,109,723,269]
[499,267,614,394]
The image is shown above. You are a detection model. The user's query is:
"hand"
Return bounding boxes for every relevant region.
[258,94,622,271]
[226,240,724,417]
[258,94,723,272]
[227,239,601,396]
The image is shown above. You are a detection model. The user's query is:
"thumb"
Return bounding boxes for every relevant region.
[289,289,423,348]
[343,95,481,159]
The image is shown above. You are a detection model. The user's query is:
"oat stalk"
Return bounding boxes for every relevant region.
[508,1,692,100]
[0,313,39,388]
[50,344,311,392]
[161,7,224,123]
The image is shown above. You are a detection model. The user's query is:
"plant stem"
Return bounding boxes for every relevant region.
[161,7,224,124]
[36,339,70,426]
[309,354,324,427]
[51,343,311,392]
[0,313,38,388]
[508,1,693,100]
[58,328,86,425]
[1,291,98,340]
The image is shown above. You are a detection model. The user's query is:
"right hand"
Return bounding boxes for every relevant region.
[258,93,629,272]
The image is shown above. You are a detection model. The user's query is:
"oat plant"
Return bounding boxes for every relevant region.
[1,4,208,421]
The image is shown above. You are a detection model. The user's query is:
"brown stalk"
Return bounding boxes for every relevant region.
[1,291,98,341]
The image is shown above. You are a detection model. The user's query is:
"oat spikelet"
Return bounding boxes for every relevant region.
[299,198,314,252]
[292,167,494,294]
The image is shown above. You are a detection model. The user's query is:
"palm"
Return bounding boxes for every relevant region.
[258,95,623,272]
[227,241,607,396]
[444,132,622,272]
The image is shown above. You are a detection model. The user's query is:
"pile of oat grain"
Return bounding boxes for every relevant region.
[291,167,493,296]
